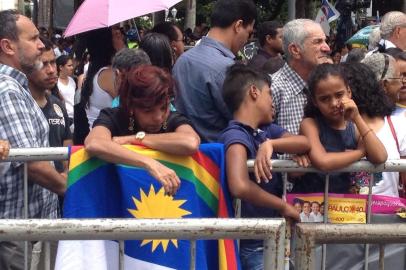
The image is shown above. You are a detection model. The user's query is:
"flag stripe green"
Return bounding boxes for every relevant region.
[68,158,106,187]
[159,160,218,213]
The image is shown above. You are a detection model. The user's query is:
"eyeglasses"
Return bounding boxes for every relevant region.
[386,76,406,83]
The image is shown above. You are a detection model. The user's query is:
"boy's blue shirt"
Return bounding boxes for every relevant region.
[218,120,287,219]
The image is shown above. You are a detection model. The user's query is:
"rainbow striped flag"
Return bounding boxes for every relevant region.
[55,143,240,270]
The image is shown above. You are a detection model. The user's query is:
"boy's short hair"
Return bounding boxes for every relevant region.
[222,63,271,113]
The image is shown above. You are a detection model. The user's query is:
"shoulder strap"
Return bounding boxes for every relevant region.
[387,116,400,153]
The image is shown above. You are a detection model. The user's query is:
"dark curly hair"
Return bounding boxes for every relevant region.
[119,65,175,117]
[304,63,348,118]
[340,62,395,117]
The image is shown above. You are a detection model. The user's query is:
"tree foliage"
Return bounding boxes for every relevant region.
[195,0,289,26]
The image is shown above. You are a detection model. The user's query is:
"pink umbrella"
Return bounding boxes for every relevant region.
[64,0,181,37]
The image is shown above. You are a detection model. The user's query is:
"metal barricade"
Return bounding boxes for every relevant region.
[0,218,286,270]
[247,159,406,270]
[295,223,406,270]
[2,147,406,270]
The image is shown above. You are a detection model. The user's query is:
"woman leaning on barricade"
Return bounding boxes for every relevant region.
[84,65,200,196]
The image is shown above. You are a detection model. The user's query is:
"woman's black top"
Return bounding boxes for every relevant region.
[93,107,192,136]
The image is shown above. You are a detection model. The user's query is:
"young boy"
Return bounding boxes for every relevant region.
[218,64,310,270]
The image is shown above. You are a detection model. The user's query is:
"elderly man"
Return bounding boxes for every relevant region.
[378,11,406,53]
[0,10,66,269]
[173,0,257,142]
[111,47,151,105]
[271,19,331,136]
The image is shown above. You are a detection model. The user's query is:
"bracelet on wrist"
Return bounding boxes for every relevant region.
[361,129,373,139]
[358,129,373,143]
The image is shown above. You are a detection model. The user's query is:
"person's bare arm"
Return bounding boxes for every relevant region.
[300,118,365,171]
[0,139,10,159]
[97,68,117,98]
[226,144,299,221]
[352,115,387,164]
[254,133,310,183]
[27,161,67,195]
[113,124,200,155]
[342,96,387,163]
[85,126,180,195]
[62,139,73,173]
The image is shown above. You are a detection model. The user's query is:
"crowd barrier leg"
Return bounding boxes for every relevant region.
[119,240,124,270]
[190,240,196,270]
[295,223,406,270]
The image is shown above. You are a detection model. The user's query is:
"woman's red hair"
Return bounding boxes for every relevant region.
[119,65,175,115]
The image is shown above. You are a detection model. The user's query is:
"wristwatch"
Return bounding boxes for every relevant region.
[135,131,146,142]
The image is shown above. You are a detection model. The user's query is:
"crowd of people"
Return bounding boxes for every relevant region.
[0,0,406,269]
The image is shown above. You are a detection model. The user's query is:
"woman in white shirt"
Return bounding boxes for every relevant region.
[75,27,126,145]
[344,60,405,197]
[56,55,76,127]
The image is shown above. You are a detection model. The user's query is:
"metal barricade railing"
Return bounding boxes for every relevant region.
[2,147,406,270]
[295,223,406,270]
[0,218,286,270]
[247,159,406,270]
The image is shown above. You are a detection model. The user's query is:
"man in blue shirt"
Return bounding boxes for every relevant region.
[173,0,257,142]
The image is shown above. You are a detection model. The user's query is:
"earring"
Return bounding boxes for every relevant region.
[162,120,168,130]
[128,116,134,131]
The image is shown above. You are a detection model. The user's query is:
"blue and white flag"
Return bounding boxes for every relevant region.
[315,0,341,35]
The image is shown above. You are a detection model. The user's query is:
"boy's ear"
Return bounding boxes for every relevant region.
[248,84,260,100]
[265,34,273,45]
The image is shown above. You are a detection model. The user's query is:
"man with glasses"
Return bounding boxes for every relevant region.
[152,22,185,62]
[387,51,406,118]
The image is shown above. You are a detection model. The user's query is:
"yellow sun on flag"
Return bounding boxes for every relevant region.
[128,185,191,252]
